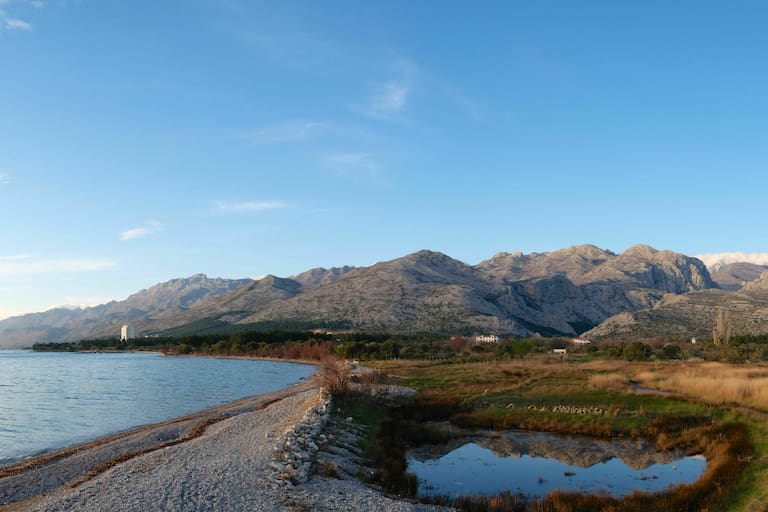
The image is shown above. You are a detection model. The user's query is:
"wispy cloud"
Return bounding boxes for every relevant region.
[3,16,30,30]
[696,252,768,270]
[0,0,47,32]
[242,120,327,144]
[0,3,30,31]
[358,59,420,121]
[370,84,409,115]
[120,220,163,241]
[241,26,344,69]
[0,253,34,261]
[214,200,288,213]
[323,152,383,179]
[0,257,117,275]
[0,172,9,184]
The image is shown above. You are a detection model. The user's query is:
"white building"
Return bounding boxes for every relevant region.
[120,324,136,341]
[475,334,499,343]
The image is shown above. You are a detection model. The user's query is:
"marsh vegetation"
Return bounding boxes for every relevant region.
[346,359,766,512]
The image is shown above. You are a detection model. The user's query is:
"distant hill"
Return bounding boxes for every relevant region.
[0,245,724,347]
[0,274,252,348]
[710,262,768,290]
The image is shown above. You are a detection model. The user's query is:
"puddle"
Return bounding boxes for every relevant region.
[407,430,706,499]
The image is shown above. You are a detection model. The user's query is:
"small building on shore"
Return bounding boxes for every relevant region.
[475,334,499,343]
[120,324,136,342]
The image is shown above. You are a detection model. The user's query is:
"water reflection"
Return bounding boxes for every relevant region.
[407,430,706,499]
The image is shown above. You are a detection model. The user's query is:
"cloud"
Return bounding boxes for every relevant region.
[242,120,327,144]
[0,172,9,184]
[120,220,162,241]
[370,84,410,114]
[0,253,34,261]
[120,227,153,240]
[0,0,45,32]
[695,252,768,271]
[358,58,420,120]
[240,26,344,68]
[0,257,117,275]
[3,16,30,30]
[323,152,383,180]
[214,200,288,213]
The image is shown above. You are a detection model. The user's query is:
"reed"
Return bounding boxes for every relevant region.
[634,362,768,411]
[588,373,630,392]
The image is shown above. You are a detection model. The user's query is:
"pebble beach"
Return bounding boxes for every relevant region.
[0,380,445,512]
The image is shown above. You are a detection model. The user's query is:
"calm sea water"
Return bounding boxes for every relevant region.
[0,350,314,466]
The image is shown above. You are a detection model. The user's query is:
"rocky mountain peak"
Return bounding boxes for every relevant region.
[292,266,355,289]
[477,244,614,284]
[622,244,659,258]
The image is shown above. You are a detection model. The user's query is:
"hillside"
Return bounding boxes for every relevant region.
[157,245,715,338]
[586,271,768,341]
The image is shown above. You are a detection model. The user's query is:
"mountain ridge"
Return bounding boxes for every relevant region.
[0,244,748,348]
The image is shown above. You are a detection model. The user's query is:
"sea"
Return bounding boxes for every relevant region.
[0,350,314,466]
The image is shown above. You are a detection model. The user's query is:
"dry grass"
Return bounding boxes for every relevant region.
[588,373,630,392]
[634,362,768,411]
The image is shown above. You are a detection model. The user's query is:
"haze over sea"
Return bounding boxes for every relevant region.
[0,350,314,466]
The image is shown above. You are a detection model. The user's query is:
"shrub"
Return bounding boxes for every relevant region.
[316,357,351,397]
[624,342,651,361]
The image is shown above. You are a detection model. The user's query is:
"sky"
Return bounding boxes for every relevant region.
[2,1,768,320]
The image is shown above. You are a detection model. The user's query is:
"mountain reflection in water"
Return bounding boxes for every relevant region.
[407,430,706,499]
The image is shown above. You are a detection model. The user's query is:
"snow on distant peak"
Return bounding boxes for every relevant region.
[695,252,768,271]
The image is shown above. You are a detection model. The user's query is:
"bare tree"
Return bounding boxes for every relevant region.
[713,308,732,346]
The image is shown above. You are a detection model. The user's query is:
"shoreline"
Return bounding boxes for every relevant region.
[0,378,317,509]
[0,351,446,511]
[0,377,444,512]
[0,352,318,470]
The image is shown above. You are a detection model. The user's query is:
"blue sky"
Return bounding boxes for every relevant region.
[1,0,768,319]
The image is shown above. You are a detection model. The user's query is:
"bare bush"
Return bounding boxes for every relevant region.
[316,357,351,397]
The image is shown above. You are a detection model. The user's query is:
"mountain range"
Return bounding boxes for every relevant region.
[1,244,766,349]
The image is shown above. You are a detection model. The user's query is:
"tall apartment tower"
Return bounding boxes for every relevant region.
[120,324,136,341]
